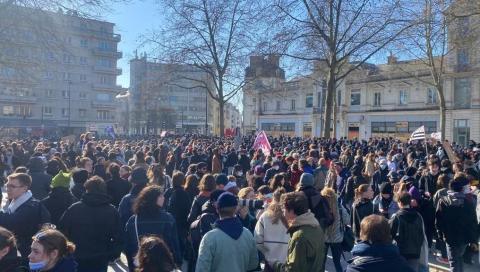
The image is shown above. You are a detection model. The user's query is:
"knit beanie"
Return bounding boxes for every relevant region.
[299,173,314,187]
[51,171,72,188]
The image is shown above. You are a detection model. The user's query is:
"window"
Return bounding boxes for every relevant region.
[337,91,342,106]
[80,39,88,47]
[61,108,69,117]
[374,92,381,106]
[99,41,109,50]
[276,101,280,111]
[454,119,470,146]
[79,109,86,118]
[317,92,322,107]
[62,90,70,98]
[458,17,469,37]
[457,48,469,70]
[96,93,110,101]
[79,92,87,99]
[291,99,296,110]
[79,57,87,65]
[399,90,408,105]
[97,110,109,120]
[46,90,54,97]
[3,106,14,116]
[263,101,267,112]
[371,122,386,133]
[17,105,31,117]
[79,74,87,82]
[100,76,107,84]
[427,88,437,104]
[305,93,313,108]
[43,106,52,115]
[454,78,471,108]
[350,90,360,106]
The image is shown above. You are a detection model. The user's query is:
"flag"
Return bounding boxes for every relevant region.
[430,132,442,141]
[253,130,271,156]
[105,126,115,140]
[409,126,426,142]
[160,131,167,137]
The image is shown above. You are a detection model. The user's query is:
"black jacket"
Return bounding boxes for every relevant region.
[372,168,389,195]
[59,192,123,264]
[435,191,478,246]
[351,199,376,238]
[28,157,52,200]
[0,197,51,257]
[106,176,131,207]
[344,175,368,205]
[0,251,29,272]
[41,187,77,226]
[166,186,192,237]
[389,208,424,259]
[70,183,86,200]
[347,242,415,272]
[187,194,210,224]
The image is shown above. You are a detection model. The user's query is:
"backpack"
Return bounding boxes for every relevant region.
[393,213,424,258]
[309,193,334,229]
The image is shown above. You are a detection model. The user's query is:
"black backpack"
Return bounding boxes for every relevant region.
[393,213,424,258]
[309,194,334,229]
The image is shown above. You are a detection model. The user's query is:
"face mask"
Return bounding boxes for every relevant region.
[463,185,471,194]
[29,260,48,271]
[273,166,280,170]
[236,171,243,176]
[380,164,387,170]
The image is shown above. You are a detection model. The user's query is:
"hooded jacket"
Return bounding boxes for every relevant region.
[59,192,123,265]
[196,217,258,272]
[435,191,478,246]
[273,211,325,272]
[41,187,77,225]
[389,208,425,259]
[28,157,52,200]
[346,242,415,272]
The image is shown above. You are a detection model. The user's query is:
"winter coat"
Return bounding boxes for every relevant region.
[372,195,399,219]
[273,211,325,272]
[435,191,478,246]
[313,165,328,191]
[0,197,51,257]
[324,201,350,243]
[187,193,210,224]
[389,208,425,259]
[196,217,258,272]
[264,168,279,184]
[28,158,52,200]
[70,183,86,200]
[346,242,415,272]
[418,172,439,197]
[106,176,131,207]
[298,185,332,229]
[118,184,145,228]
[59,192,123,265]
[211,155,222,174]
[125,211,181,269]
[254,211,290,264]
[344,175,368,205]
[0,252,29,272]
[166,186,191,238]
[42,256,77,272]
[372,168,389,195]
[41,187,77,226]
[351,199,376,238]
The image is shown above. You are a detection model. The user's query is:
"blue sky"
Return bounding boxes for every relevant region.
[103,0,161,88]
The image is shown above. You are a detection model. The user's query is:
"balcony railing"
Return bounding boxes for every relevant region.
[93,66,122,75]
[91,49,122,59]
[91,100,117,108]
[0,95,37,103]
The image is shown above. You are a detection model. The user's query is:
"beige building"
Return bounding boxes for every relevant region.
[0,6,122,137]
[212,102,242,135]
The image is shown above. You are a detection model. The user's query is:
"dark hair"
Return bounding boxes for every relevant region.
[133,185,163,218]
[270,173,285,191]
[32,228,75,260]
[84,176,107,194]
[218,206,237,218]
[198,174,216,192]
[0,226,16,251]
[14,166,28,173]
[108,163,121,179]
[135,236,176,272]
[184,174,199,195]
[359,214,392,244]
[8,173,32,188]
[258,185,272,196]
[135,151,146,164]
[397,192,412,206]
[172,171,185,188]
[282,192,308,216]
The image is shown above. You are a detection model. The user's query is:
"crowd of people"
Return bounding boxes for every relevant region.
[0,132,479,272]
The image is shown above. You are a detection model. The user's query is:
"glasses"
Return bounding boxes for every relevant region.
[6,183,26,189]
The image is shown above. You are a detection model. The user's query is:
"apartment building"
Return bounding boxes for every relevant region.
[0,6,122,136]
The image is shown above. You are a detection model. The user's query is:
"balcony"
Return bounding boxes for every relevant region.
[91,100,117,108]
[74,27,121,42]
[0,95,37,103]
[93,83,123,92]
[91,49,122,59]
[93,66,122,75]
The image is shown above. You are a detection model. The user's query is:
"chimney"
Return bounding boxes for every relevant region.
[387,52,397,64]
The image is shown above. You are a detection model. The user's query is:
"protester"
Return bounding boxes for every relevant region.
[118,167,149,227]
[106,163,131,207]
[27,157,52,201]
[187,174,216,224]
[41,171,76,226]
[0,226,28,272]
[196,192,259,271]
[135,236,181,272]
[351,184,375,239]
[71,168,88,200]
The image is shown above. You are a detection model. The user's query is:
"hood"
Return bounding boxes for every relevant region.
[351,241,400,258]
[201,200,217,214]
[396,208,420,223]
[28,157,45,172]
[446,191,466,207]
[214,217,243,240]
[81,192,112,207]
[290,211,319,229]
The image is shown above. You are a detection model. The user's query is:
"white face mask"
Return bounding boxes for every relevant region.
[463,185,471,194]
[380,164,387,170]
[236,171,243,176]
[273,165,280,170]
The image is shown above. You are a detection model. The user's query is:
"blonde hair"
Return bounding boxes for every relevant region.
[321,187,338,221]
[238,187,254,199]
[354,184,371,202]
[266,188,287,225]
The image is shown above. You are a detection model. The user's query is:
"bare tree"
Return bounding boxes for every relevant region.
[271,0,412,138]
[143,0,264,136]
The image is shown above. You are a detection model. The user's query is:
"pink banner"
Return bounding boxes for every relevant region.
[253,130,271,156]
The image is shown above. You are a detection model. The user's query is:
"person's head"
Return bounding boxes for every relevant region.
[216,192,238,219]
[135,236,176,272]
[196,162,208,175]
[0,227,15,261]
[320,187,338,221]
[266,188,287,225]
[133,185,164,217]
[84,176,107,194]
[107,163,121,179]
[450,173,469,192]
[396,192,412,209]
[14,166,28,173]
[359,214,392,245]
[72,168,89,185]
[135,151,146,163]
[79,157,93,174]
[172,171,185,189]
[130,167,149,186]
[6,173,31,200]
[297,173,314,189]
[437,174,450,190]
[379,182,393,199]
[281,191,308,222]
[184,174,199,191]
[215,174,229,189]
[198,174,216,193]
[333,161,343,173]
[428,159,440,174]
[28,228,75,271]
[270,173,285,190]
[238,187,255,200]
[354,184,373,202]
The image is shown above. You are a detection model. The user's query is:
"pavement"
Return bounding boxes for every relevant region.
[1,189,478,271]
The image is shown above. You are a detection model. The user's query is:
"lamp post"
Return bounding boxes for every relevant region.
[205,89,208,135]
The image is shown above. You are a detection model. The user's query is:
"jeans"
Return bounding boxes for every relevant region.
[323,242,343,272]
[446,243,467,272]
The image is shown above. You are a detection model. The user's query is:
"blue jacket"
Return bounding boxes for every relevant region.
[346,242,414,272]
[125,210,181,270]
[118,185,145,228]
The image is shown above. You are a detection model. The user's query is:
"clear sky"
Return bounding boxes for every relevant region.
[103,0,162,88]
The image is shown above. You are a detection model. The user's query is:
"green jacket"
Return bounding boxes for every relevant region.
[274,211,326,272]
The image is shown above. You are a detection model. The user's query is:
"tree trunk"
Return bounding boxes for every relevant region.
[322,69,336,138]
[219,101,225,137]
[332,87,337,139]
[437,85,446,141]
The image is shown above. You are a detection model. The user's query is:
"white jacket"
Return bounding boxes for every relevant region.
[254,212,290,264]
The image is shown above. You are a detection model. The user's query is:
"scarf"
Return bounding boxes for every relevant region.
[5,190,32,214]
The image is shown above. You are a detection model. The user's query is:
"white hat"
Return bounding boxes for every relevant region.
[224,181,238,191]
